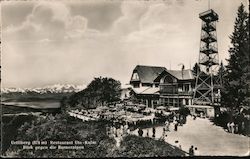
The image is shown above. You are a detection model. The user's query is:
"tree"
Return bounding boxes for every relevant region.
[68,77,121,108]
[218,62,227,107]
[223,4,249,109]
[217,62,226,84]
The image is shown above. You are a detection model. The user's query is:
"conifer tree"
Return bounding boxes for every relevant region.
[223,4,249,109]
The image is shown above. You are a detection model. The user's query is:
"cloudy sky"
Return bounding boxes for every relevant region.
[1,0,249,88]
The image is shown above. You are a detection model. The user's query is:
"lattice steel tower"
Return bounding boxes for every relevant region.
[193,9,221,106]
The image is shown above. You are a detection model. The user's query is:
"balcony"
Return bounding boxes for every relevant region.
[160,85,177,94]
[160,85,193,96]
[199,9,219,22]
[178,91,193,96]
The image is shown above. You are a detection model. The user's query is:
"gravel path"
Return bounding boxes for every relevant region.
[131,116,249,156]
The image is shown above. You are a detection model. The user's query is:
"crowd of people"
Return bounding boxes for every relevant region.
[226,116,248,135]
[133,113,204,156]
[106,123,130,147]
[214,107,250,136]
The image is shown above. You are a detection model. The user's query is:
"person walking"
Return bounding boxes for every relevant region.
[189,145,194,156]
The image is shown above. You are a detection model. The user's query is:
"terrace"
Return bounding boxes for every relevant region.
[67,104,177,129]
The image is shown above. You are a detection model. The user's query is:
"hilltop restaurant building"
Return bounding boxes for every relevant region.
[129,65,195,108]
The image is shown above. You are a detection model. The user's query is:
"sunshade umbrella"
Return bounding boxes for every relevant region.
[156,106,167,110]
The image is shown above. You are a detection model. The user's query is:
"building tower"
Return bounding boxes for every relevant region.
[193,9,221,106]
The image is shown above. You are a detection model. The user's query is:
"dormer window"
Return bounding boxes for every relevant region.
[132,72,139,80]
[163,76,173,83]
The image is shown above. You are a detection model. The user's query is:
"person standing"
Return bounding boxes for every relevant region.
[126,128,130,134]
[152,127,156,138]
[227,122,231,133]
[194,147,200,156]
[138,128,143,137]
[124,124,129,135]
[242,121,245,134]
[165,120,170,131]
[173,120,178,131]
[235,123,239,134]
[230,122,235,134]
[146,128,149,137]
[167,121,170,131]
[189,145,194,156]
[160,128,166,141]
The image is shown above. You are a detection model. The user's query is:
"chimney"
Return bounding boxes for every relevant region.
[182,65,185,79]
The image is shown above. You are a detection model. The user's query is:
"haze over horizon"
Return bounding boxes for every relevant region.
[2,0,249,88]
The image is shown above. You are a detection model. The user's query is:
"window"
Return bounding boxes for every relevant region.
[132,72,139,80]
[184,84,190,92]
[153,100,158,105]
[164,76,173,83]
[133,83,140,88]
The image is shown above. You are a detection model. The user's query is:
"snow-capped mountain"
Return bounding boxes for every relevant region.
[1,84,86,94]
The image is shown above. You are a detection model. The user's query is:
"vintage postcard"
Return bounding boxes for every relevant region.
[1,0,249,158]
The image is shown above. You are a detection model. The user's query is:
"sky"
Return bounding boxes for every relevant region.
[1,0,249,88]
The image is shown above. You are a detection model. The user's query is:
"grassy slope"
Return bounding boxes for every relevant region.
[2,115,37,153]
[4,115,185,157]
[112,135,186,157]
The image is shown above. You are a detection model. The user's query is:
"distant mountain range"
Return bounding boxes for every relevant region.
[1,84,86,94]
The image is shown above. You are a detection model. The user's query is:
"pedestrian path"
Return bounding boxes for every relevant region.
[131,116,249,156]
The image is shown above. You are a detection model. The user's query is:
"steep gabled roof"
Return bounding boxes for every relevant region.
[154,69,194,82]
[167,69,194,80]
[131,65,166,83]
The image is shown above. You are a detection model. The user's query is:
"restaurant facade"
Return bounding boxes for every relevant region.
[129,65,195,108]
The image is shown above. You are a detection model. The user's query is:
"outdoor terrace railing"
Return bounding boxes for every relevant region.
[178,91,193,96]
[199,9,219,21]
